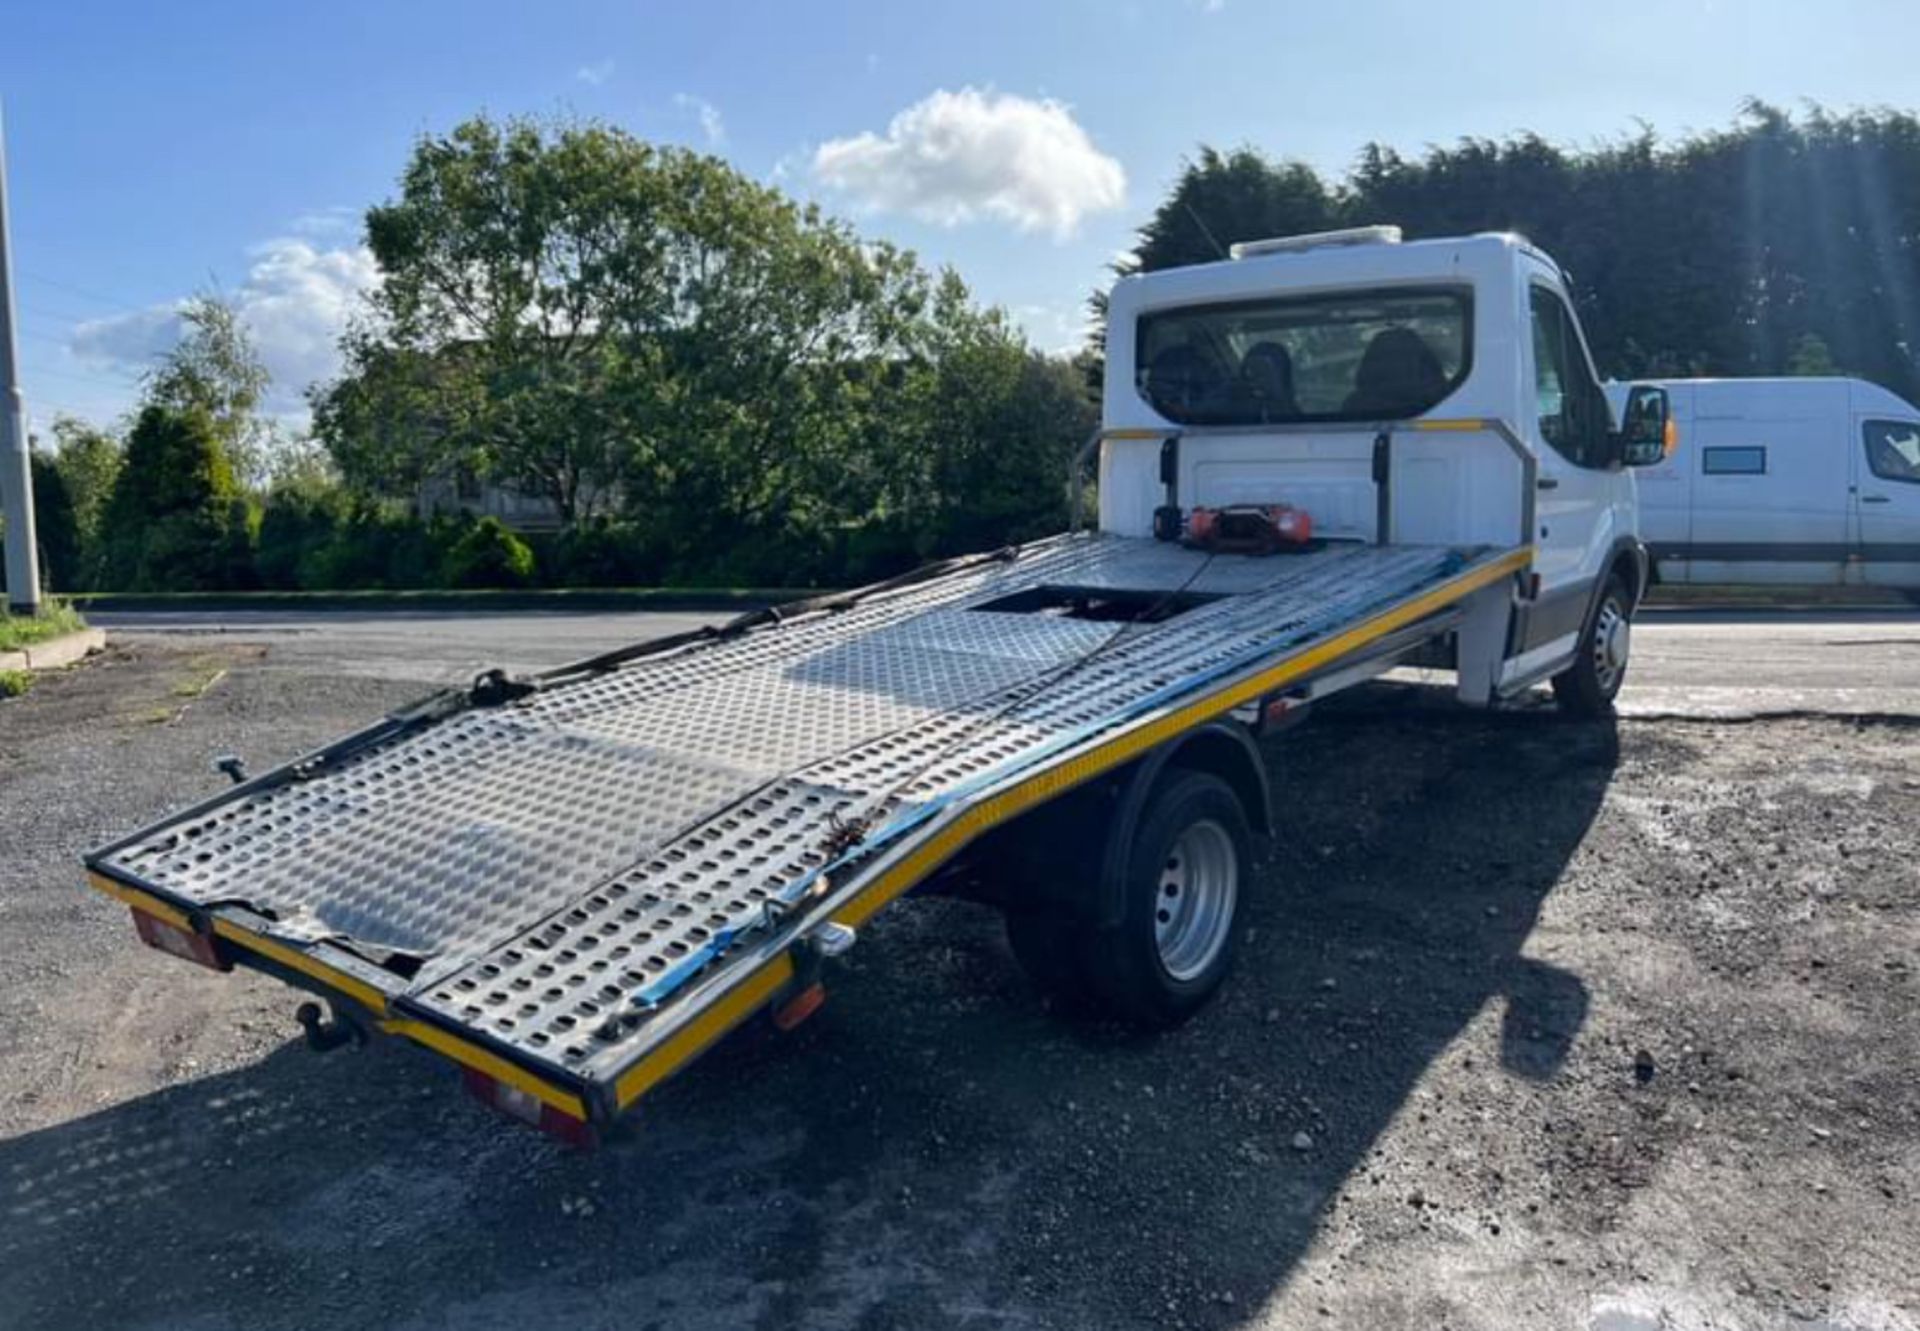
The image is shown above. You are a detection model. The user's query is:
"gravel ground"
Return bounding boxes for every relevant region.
[1,638,1916,1331]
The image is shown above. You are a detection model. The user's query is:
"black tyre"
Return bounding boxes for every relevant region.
[1552,576,1632,717]
[1079,769,1252,1027]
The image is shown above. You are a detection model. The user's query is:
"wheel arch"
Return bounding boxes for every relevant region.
[1086,721,1270,929]
[972,720,1270,931]
[1145,721,1273,839]
[1603,536,1650,610]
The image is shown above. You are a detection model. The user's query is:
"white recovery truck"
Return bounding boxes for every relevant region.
[85,227,1673,1143]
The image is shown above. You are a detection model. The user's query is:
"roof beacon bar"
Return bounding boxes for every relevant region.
[1228,225,1402,260]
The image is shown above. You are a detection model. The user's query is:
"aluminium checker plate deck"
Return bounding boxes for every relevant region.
[90,534,1519,1104]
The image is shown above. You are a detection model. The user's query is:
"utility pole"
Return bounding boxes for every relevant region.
[0,103,42,614]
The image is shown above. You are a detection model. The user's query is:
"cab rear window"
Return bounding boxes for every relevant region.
[1135,287,1472,426]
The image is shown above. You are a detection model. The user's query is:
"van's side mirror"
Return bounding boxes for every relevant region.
[1616,385,1672,467]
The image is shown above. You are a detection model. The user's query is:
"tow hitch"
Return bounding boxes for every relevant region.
[295,1000,366,1052]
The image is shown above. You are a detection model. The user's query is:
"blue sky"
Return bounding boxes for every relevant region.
[4,0,1918,430]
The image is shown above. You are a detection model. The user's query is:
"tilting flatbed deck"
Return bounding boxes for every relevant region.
[86,532,1529,1129]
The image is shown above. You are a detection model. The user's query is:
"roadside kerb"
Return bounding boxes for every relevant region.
[0,626,105,673]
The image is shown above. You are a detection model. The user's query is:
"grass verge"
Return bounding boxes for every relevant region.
[0,600,88,652]
[0,669,33,699]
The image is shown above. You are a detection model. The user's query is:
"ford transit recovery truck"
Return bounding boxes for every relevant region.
[84,227,1674,1143]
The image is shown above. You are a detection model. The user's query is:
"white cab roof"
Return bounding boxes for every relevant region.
[1108,231,1538,318]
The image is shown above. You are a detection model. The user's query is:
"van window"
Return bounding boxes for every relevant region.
[1134,287,1472,425]
[1528,286,1612,469]
[1702,446,1766,475]
[1863,420,1920,484]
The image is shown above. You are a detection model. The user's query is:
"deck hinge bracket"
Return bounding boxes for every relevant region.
[470,668,539,708]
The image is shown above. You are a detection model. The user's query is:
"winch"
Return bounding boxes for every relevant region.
[1154,503,1317,554]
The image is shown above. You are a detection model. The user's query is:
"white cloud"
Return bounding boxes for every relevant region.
[812,87,1124,240]
[70,305,182,369]
[672,93,726,146]
[576,59,614,86]
[69,239,381,414]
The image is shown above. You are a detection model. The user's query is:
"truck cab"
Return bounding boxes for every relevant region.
[1099,226,1667,711]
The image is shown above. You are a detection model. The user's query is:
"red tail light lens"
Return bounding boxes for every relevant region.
[771,980,827,1032]
[459,1068,597,1148]
[131,909,230,971]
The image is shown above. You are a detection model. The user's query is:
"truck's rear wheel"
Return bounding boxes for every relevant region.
[1078,769,1251,1027]
[1552,576,1631,717]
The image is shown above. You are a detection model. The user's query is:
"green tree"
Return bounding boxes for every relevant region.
[28,452,80,593]
[311,339,479,506]
[322,117,677,525]
[1088,146,1338,360]
[885,272,1095,556]
[1787,332,1842,376]
[317,115,939,545]
[100,405,243,590]
[630,173,939,566]
[261,432,340,496]
[46,416,123,588]
[1126,146,1338,273]
[145,294,274,488]
[314,114,1103,587]
[441,515,535,588]
[255,485,344,589]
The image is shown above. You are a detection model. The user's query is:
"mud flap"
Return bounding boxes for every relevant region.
[1455,579,1517,706]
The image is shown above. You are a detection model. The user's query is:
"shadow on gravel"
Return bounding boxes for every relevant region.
[0,683,1617,1331]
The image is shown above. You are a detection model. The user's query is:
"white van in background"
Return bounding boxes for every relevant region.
[1606,377,1920,587]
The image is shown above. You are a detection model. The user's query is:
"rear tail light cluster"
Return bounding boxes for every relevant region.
[131,909,229,971]
[460,1068,597,1148]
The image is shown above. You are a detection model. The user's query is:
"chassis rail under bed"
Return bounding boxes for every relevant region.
[86,533,1529,1128]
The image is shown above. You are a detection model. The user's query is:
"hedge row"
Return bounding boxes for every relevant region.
[243,496,947,593]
